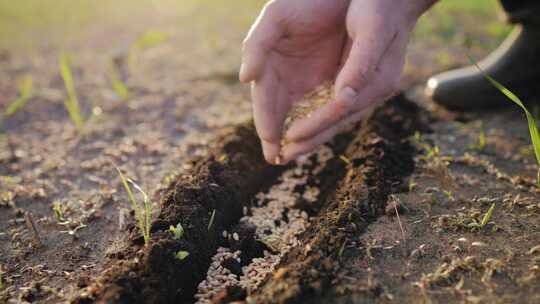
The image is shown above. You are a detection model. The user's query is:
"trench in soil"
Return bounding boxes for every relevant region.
[74,95,431,304]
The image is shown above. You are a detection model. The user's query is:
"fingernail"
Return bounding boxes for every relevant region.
[338,86,357,107]
[274,156,282,165]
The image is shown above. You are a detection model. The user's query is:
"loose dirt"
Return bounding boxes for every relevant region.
[1,2,539,304]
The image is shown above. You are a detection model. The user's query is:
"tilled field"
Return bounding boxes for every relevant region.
[68,96,426,303]
[39,96,536,304]
[1,1,539,303]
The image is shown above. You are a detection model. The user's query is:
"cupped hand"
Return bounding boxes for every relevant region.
[281,0,434,162]
[240,0,351,164]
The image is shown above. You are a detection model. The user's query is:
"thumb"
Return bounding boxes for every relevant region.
[240,4,282,83]
[334,27,395,108]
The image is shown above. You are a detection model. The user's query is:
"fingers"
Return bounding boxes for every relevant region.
[240,3,283,83]
[252,67,289,164]
[334,19,396,107]
[285,32,405,143]
[281,107,372,163]
[284,38,396,142]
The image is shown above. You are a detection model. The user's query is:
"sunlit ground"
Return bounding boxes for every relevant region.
[0,0,509,50]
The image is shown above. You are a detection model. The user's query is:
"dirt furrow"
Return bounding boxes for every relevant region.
[74,123,284,304]
[248,97,430,303]
[73,95,430,304]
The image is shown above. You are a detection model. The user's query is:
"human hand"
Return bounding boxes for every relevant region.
[240,0,351,164]
[280,0,436,163]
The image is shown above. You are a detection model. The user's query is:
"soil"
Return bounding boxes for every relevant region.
[1,3,540,304]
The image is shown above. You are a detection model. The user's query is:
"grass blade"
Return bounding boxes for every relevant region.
[59,53,84,131]
[169,223,184,240]
[174,250,189,261]
[4,75,33,117]
[469,56,540,166]
[132,30,169,50]
[108,60,129,100]
[480,203,496,228]
[208,209,216,231]
[115,166,151,246]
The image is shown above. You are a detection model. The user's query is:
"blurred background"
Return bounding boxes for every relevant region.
[0,0,514,242]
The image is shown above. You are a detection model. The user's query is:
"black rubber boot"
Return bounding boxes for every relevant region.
[425,25,540,110]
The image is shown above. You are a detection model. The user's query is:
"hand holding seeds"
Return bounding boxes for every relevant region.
[241,0,436,164]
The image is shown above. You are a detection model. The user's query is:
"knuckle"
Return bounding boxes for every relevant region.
[258,130,280,143]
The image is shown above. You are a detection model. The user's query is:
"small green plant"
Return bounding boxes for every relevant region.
[443,190,455,202]
[174,250,189,261]
[338,239,347,257]
[132,30,169,50]
[168,223,190,260]
[208,209,216,231]
[108,60,129,101]
[408,178,417,193]
[59,53,85,131]
[128,30,169,70]
[52,201,65,223]
[471,57,540,187]
[4,74,33,117]
[468,125,486,151]
[169,223,184,240]
[480,203,496,229]
[116,166,153,246]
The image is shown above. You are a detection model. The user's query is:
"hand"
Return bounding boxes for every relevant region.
[281,0,435,163]
[240,0,351,164]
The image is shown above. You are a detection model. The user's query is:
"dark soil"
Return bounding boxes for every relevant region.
[2,4,540,304]
[70,96,433,303]
[74,123,285,303]
[248,96,430,303]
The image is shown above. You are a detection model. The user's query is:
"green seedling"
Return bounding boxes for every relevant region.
[52,201,65,223]
[169,223,184,240]
[470,56,540,187]
[414,131,422,142]
[132,30,169,50]
[59,53,85,131]
[468,127,486,151]
[443,190,455,202]
[4,74,33,117]
[208,209,216,231]
[128,30,169,70]
[480,203,496,229]
[338,240,347,257]
[408,178,417,193]
[174,250,189,261]
[116,166,153,246]
[108,60,129,101]
[217,154,227,163]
